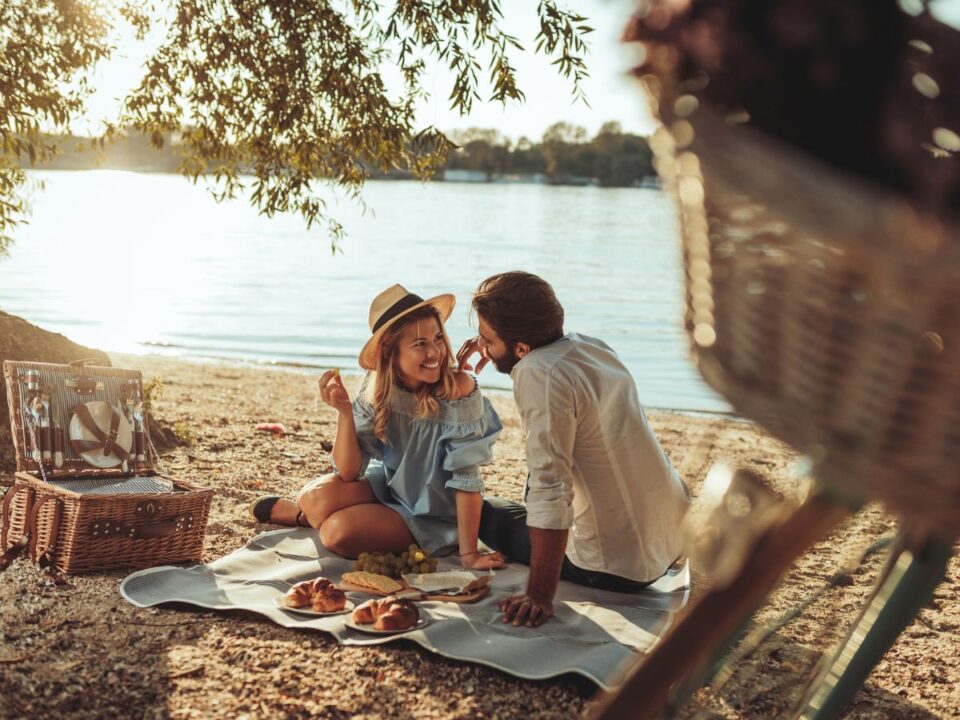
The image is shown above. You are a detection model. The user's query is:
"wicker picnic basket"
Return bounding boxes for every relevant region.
[644,95,960,540]
[1,360,213,573]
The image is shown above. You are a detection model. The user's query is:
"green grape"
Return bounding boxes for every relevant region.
[419,561,430,574]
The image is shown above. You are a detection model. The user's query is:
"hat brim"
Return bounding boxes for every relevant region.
[358,293,456,370]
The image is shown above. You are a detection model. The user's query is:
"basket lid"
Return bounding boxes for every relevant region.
[3,360,158,479]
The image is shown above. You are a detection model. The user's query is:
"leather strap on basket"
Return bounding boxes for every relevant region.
[70,403,130,460]
[0,485,20,551]
[1,486,21,554]
[0,486,35,572]
[90,513,194,541]
[28,494,63,568]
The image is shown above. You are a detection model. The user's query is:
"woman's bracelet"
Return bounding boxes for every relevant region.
[458,550,480,558]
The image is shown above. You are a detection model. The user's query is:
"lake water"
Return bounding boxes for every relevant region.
[1,171,729,413]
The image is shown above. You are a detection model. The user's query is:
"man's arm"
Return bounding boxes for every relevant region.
[500,366,577,628]
[499,527,568,627]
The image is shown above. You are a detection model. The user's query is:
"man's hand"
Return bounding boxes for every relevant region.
[498,594,554,628]
[456,336,490,374]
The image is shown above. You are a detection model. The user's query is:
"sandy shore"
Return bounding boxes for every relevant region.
[1,354,957,719]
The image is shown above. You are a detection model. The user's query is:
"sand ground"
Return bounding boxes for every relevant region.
[0,355,957,719]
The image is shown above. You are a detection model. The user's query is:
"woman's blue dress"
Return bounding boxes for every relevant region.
[347,375,502,554]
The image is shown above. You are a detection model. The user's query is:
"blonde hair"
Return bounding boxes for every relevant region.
[366,305,457,442]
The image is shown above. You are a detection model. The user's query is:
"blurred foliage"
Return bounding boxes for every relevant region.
[142,376,164,411]
[446,121,656,186]
[0,0,119,255]
[0,0,592,254]
[172,420,196,446]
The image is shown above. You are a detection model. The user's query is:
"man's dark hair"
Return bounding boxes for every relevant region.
[472,271,564,350]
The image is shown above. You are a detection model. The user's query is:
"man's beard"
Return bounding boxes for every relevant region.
[489,347,520,374]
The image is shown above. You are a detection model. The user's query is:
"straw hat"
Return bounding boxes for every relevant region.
[358,284,456,370]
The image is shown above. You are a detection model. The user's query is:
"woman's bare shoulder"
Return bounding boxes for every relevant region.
[449,370,478,400]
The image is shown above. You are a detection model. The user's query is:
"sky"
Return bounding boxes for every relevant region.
[78,0,657,143]
[411,0,656,140]
[77,0,960,143]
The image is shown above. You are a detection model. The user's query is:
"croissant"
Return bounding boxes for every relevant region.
[284,577,346,612]
[284,583,314,609]
[351,598,419,631]
[374,600,419,631]
[351,599,378,624]
[311,584,347,613]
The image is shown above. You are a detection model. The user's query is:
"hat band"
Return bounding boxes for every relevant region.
[371,293,425,334]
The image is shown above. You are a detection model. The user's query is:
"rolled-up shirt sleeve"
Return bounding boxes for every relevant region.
[515,366,576,529]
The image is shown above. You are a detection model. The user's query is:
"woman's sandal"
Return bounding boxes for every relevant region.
[250,496,311,526]
[250,495,282,523]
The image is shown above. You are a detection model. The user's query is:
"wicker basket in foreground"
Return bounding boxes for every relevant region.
[648,101,960,541]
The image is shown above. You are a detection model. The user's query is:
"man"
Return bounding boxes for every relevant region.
[457,271,690,628]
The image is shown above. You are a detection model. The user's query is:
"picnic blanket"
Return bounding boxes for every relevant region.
[120,528,690,689]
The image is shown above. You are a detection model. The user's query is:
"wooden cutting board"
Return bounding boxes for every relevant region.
[337,580,491,604]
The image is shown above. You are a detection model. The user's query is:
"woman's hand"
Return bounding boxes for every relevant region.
[459,550,505,570]
[456,336,489,374]
[318,370,352,415]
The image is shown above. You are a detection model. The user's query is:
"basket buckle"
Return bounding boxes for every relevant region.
[136,502,163,517]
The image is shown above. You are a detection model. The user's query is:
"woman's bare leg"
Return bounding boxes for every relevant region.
[296,473,377,527]
[266,473,376,526]
[319,504,415,557]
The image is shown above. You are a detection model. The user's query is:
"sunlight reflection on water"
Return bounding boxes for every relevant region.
[1,170,729,412]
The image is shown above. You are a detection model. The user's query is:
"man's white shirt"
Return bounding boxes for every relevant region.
[511,333,690,582]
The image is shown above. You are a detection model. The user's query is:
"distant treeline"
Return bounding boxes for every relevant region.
[27,122,657,187]
[445,122,656,187]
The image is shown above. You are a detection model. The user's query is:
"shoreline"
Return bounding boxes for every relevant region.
[1,353,956,718]
[110,349,738,419]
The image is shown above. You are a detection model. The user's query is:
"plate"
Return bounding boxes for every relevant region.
[343,616,430,635]
[274,596,355,616]
[68,401,133,469]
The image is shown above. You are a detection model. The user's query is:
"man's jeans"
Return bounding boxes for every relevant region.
[479,496,652,593]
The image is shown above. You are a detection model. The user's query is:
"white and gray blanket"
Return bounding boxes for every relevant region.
[120,528,690,689]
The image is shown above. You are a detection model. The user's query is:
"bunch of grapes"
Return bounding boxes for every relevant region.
[353,544,439,578]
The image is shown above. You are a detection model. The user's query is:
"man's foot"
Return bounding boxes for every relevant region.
[250,496,302,526]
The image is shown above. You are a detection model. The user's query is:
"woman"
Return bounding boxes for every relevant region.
[252,284,505,570]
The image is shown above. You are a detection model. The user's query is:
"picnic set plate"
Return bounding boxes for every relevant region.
[68,400,134,469]
[342,616,430,635]
[273,596,355,616]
